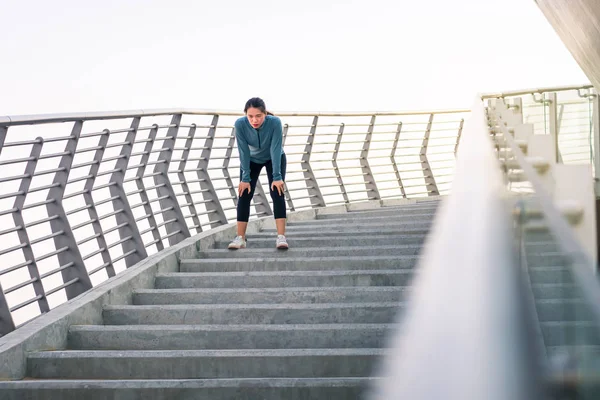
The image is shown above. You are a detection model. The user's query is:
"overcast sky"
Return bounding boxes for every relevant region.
[0,0,589,114]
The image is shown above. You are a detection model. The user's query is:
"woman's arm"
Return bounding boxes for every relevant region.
[235,120,252,182]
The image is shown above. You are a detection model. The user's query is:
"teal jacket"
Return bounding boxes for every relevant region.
[234,115,285,182]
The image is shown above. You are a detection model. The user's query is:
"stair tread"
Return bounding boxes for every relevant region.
[104,302,404,310]
[70,323,398,331]
[134,286,408,293]
[29,348,386,358]
[160,269,413,277]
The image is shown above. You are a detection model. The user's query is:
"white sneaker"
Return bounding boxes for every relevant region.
[276,235,289,249]
[228,235,246,249]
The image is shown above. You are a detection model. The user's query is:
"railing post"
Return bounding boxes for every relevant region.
[302,116,326,208]
[0,280,15,336]
[454,118,464,157]
[46,121,93,299]
[592,93,600,195]
[361,115,381,200]
[176,124,202,234]
[421,113,439,196]
[83,130,115,277]
[391,122,406,198]
[14,139,50,312]
[333,123,350,204]
[198,115,228,228]
[282,123,295,212]
[547,92,562,163]
[0,126,6,155]
[223,127,238,213]
[130,123,163,252]
[153,114,191,246]
[109,118,149,265]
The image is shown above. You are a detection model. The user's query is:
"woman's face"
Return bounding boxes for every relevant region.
[246,107,266,129]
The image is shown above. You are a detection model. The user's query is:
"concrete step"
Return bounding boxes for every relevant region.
[0,377,375,400]
[179,255,418,273]
[541,321,600,347]
[316,206,438,220]
[289,213,436,226]
[525,241,560,254]
[156,270,414,288]
[27,348,384,379]
[531,283,581,299]
[133,286,407,305]
[247,227,430,238]
[546,345,600,373]
[68,323,397,350]
[536,299,593,322]
[103,302,404,325]
[526,252,568,267]
[214,234,428,249]
[262,221,432,233]
[528,267,574,285]
[199,245,423,259]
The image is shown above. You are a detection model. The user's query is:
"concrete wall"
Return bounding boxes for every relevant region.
[535,0,600,90]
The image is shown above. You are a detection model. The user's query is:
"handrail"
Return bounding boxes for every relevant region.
[370,98,538,399]
[481,83,593,99]
[0,108,471,127]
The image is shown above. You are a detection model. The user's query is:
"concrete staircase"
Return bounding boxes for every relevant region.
[1,201,439,399]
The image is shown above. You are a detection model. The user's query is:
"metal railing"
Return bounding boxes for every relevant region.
[372,85,600,399]
[0,108,467,335]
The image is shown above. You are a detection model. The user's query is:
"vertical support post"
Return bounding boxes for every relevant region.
[13,139,50,312]
[421,113,439,196]
[0,126,6,157]
[360,115,381,200]
[547,92,562,163]
[0,126,16,335]
[110,118,149,265]
[176,124,202,234]
[454,118,464,157]
[391,122,406,198]
[153,114,191,246]
[0,280,15,336]
[198,115,228,228]
[132,124,163,252]
[83,130,115,277]
[302,116,325,207]
[223,127,238,214]
[592,94,600,195]
[46,121,93,299]
[333,123,350,204]
[282,123,295,212]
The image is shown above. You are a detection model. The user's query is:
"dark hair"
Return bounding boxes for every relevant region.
[244,97,274,116]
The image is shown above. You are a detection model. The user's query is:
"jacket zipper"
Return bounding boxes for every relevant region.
[256,128,261,149]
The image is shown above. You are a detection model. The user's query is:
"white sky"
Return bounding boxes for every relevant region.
[0,0,590,115]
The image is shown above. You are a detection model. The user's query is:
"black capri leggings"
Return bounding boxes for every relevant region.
[237,153,287,222]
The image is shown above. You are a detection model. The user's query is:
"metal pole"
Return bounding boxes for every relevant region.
[223,127,238,212]
[197,115,228,228]
[109,117,149,265]
[547,92,562,163]
[391,122,406,198]
[302,116,326,207]
[360,115,381,200]
[82,130,115,277]
[153,114,191,246]
[175,124,202,234]
[45,121,93,299]
[130,123,164,252]
[454,119,464,157]
[333,123,350,204]
[13,139,50,312]
[282,123,295,212]
[421,114,439,196]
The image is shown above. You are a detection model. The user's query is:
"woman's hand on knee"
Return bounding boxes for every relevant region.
[238,182,251,197]
[271,180,285,196]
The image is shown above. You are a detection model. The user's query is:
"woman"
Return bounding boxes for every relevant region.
[228,97,288,249]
